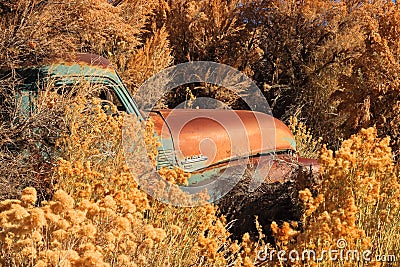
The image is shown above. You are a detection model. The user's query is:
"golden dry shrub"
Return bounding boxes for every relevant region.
[288,116,322,159]
[270,127,400,267]
[0,78,70,201]
[247,0,400,156]
[334,3,400,152]
[1,0,140,67]
[0,186,160,267]
[148,0,264,109]
[0,90,266,266]
[158,0,262,73]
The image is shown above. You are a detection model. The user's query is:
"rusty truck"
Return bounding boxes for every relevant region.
[3,53,319,238]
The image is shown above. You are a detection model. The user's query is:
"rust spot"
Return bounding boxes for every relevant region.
[52,53,113,69]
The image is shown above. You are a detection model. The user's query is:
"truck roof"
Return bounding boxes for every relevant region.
[53,53,113,69]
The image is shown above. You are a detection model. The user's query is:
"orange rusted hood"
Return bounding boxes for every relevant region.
[149,109,296,170]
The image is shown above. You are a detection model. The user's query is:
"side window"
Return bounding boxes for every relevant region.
[98,86,126,112]
[50,77,126,113]
[3,68,41,119]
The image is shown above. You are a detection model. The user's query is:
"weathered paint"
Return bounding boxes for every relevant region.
[152,109,296,169]
[149,108,299,185]
[53,53,114,69]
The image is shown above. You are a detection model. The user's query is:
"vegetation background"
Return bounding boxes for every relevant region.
[0,0,399,266]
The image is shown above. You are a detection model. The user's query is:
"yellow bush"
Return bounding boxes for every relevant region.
[0,92,263,266]
[270,127,400,266]
[288,116,323,159]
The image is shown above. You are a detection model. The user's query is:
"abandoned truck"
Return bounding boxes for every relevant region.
[5,54,318,203]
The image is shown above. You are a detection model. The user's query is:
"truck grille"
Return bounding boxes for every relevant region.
[156,148,176,169]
